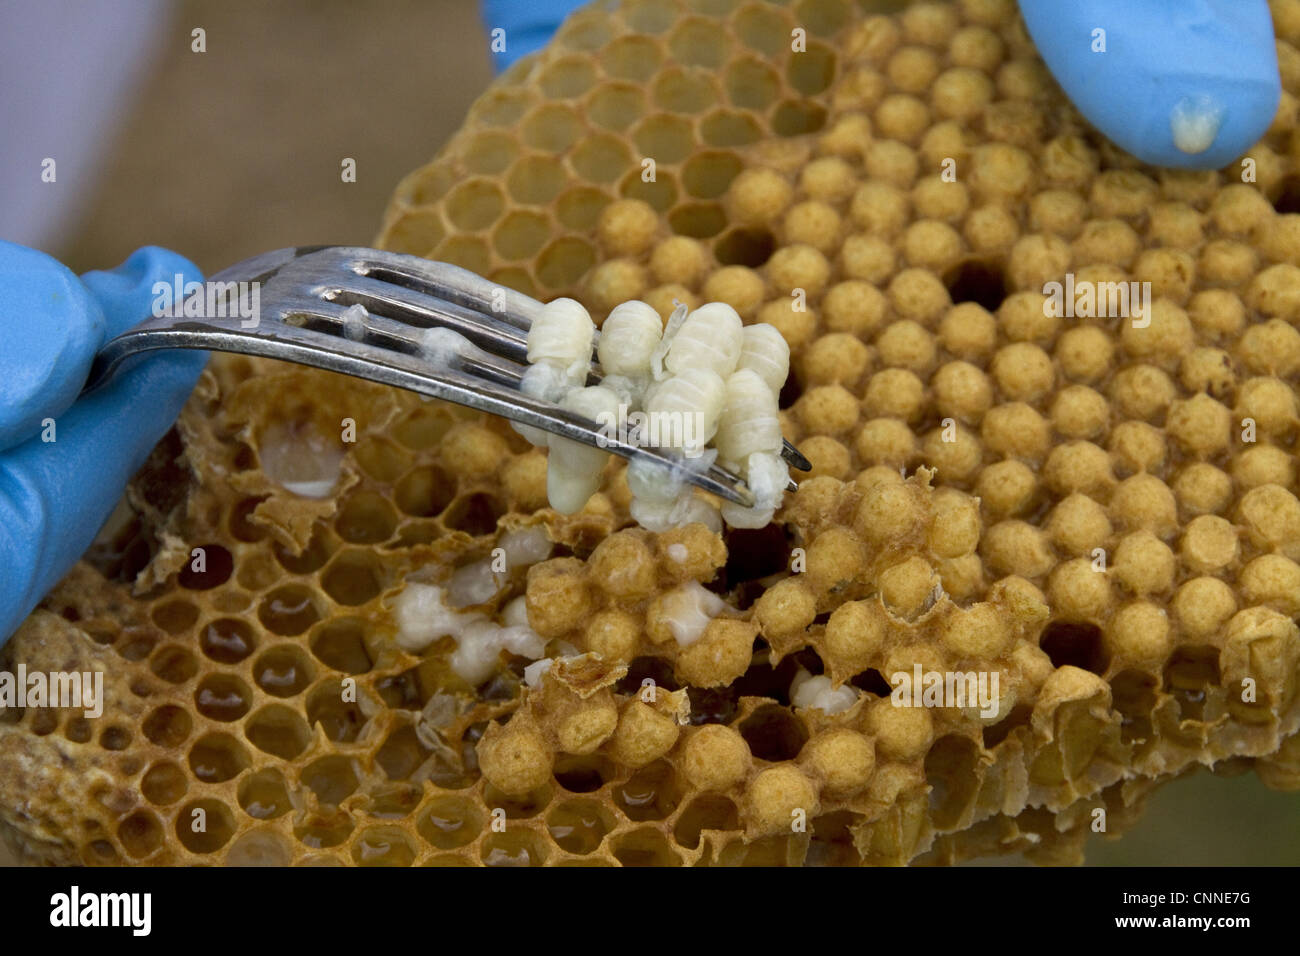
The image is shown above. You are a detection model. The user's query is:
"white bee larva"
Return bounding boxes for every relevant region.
[513,361,572,447]
[645,367,725,453]
[526,297,596,370]
[546,385,620,514]
[714,368,783,465]
[522,294,794,530]
[737,323,790,395]
[597,300,663,378]
[649,300,691,380]
[720,451,789,529]
[626,456,682,505]
[665,302,744,378]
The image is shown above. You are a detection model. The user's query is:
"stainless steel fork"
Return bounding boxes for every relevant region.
[85,246,811,508]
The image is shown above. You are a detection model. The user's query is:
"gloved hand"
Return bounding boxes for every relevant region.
[0,242,208,643]
[1019,0,1279,169]
[480,0,586,71]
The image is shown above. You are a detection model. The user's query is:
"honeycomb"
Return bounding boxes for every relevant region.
[3,0,1300,866]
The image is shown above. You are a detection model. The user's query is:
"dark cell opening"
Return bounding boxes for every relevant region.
[714,227,776,267]
[686,686,739,725]
[553,754,615,793]
[443,493,504,536]
[778,368,804,410]
[850,668,892,697]
[1272,175,1300,214]
[981,704,1032,750]
[616,657,680,696]
[738,703,809,761]
[1038,620,1109,675]
[944,259,1008,313]
[178,544,234,591]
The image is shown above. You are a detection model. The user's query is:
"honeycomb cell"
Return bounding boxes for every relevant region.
[611,826,683,866]
[225,828,293,866]
[334,490,398,544]
[387,210,448,259]
[141,761,188,806]
[309,618,373,675]
[587,83,647,132]
[537,237,598,289]
[572,132,633,184]
[245,704,312,760]
[321,549,386,606]
[352,827,417,867]
[521,104,584,152]
[376,725,434,780]
[683,151,745,199]
[394,465,455,518]
[788,43,838,95]
[773,101,828,137]
[702,110,764,147]
[151,599,198,635]
[674,794,740,849]
[294,811,356,851]
[460,131,519,176]
[307,682,366,743]
[668,202,728,238]
[797,0,851,35]
[443,492,505,536]
[194,674,253,722]
[118,810,164,860]
[178,544,233,591]
[199,618,256,665]
[98,725,131,751]
[142,705,192,748]
[670,17,729,68]
[257,585,321,636]
[63,717,91,743]
[539,55,598,99]
[235,552,279,593]
[418,795,485,850]
[148,647,196,686]
[601,34,665,81]
[481,830,549,867]
[652,68,716,115]
[547,798,616,854]
[177,799,236,854]
[435,235,492,276]
[471,88,534,128]
[445,179,506,232]
[273,532,332,575]
[301,755,361,806]
[551,754,617,794]
[253,644,315,698]
[726,56,782,111]
[188,732,250,784]
[238,768,292,820]
[615,760,682,821]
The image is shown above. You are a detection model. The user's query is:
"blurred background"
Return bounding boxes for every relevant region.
[0,0,1295,865]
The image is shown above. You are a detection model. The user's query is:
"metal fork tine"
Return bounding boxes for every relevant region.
[284,248,811,472]
[86,245,808,502]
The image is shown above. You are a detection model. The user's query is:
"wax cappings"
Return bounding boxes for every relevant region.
[521,297,792,529]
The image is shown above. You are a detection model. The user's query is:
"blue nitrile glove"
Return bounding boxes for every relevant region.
[1019,0,1280,169]
[481,0,586,71]
[0,242,208,643]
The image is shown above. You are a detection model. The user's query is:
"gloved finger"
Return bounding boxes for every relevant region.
[1019,0,1280,170]
[0,241,107,450]
[80,244,204,339]
[0,344,207,643]
[480,0,586,71]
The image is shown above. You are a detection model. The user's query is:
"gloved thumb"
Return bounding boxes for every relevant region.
[0,241,107,449]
